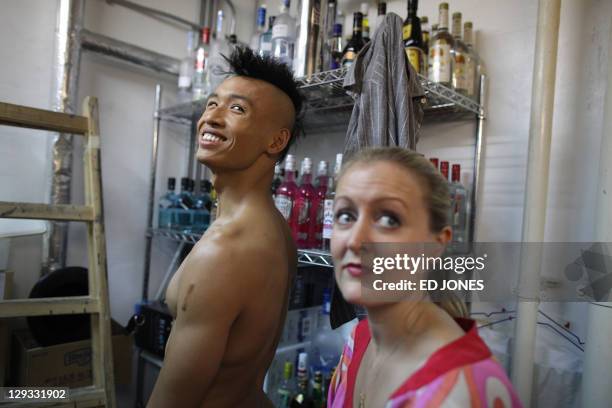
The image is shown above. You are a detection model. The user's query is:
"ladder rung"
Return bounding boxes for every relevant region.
[0,202,94,222]
[0,102,89,135]
[0,386,105,408]
[0,296,100,318]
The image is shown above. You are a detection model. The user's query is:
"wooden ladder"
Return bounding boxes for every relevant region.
[0,98,116,407]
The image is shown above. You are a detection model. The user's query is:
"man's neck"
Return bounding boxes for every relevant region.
[212,159,274,219]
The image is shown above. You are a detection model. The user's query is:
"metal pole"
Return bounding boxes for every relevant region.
[142,84,162,301]
[469,74,487,244]
[581,19,612,406]
[510,0,561,405]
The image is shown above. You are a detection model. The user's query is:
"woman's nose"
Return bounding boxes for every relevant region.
[347,218,370,254]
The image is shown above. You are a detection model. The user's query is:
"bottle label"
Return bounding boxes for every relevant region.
[465,60,476,97]
[297,199,310,224]
[429,43,451,83]
[406,47,423,75]
[342,51,356,67]
[402,24,412,40]
[275,195,293,220]
[453,51,468,91]
[272,24,289,39]
[178,76,191,88]
[322,199,334,239]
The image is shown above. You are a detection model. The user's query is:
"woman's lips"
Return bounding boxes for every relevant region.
[344,263,363,277]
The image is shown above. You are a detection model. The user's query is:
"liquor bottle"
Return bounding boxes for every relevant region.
[296,158,315,249]
[272,0,297,67]
[158,177,177,229]
[421,15,430,68]
[403,0,426,76]
[374,2,387,35]
[290,352,313,408]
[451,12,469,95]
[176,177,194,230]
[309,161,328,248]
[431,23,439,43]
[451,164,468,252]
[251,5,267,51]
[429,157,439,170]
[464,21,481,99]
[360,3,370,43]
[440,160,449,180]
[328,23,344,70]
[277,361,296,408]
[320,0,337,70]
[178,32,196,104]
[192,180,211,233]
[312,371,324,408]
[259,16,276,57]
[209,187,218,224]
[192,27,211,101]
[341,13,365,68]
[275,155,299,240]
[311,289,344,370]
[428,2,454,86]
[272,163,283,197]
[209,10,232,91]
[322,154,342,251]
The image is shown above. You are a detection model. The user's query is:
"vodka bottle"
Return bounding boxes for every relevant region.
[192,180,211,233]
[259,16,276,57]
[360,2,370,43]
[178,32,196,104]
[428,2,454,86]
[322,154,342,251]
[464,21,482,99]
[320,0,337,71]
[374,2,387,35]
[290,352,312,407]
[192,27,211,101]
[451,12,469,95]
[251,5,267,51]
[451,164,468,252]
[176,178,194,230]
[272,0,297,67]
[296,158,315,249]
[328,23,344,70]
[403,0,426,76]
[341,13,365,68]
[209,10,232,91]
[158,177,177,229]
[275,155,299,241]
[310,161,328,249]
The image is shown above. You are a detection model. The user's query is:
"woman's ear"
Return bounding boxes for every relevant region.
[434,226,452,254]
[267,128,291,155]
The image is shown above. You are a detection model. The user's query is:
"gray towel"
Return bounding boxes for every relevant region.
[343,13,425,158]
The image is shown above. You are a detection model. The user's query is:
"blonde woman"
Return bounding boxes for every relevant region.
[327,147,522,408]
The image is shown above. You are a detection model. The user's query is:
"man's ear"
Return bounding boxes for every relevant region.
[267,128,291,155]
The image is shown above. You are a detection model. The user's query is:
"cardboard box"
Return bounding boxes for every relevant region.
[11,321,132,388]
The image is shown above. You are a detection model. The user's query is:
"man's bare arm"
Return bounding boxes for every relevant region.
[147,242,244,408]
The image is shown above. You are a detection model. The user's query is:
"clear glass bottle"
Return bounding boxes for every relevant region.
[250,5,267,51]
[272,0,297,67]
[296,158,315,249]
[192,27,211,101]
[341,12,366,68]
[320,0,337,71]
[275,155,299,241]
[451,12,469,95]
[259,16,276,57]
[322,153,342,251]
[428,2,454,86]
[403,0,425,76]
[209,10,232,91]
[276,361,295,408]
[328,23,344,70]
[158,177,177,229]
[464,21,482,99]
[178,32,196,104]
[192,180,211,233]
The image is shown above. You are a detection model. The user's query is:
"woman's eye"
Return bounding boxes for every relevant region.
[335,211,355,225]
[378,214,400,228]
[230,104,245,113]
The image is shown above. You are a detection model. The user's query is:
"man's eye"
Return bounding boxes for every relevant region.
[378,214,400,228]
[230,104,245,113]
[335,211,355,225]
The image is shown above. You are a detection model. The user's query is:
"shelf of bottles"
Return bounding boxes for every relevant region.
[149,227,334,268]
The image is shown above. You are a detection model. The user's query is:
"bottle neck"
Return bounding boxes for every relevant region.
[438,8,449,30]
[407,0,418,18]
[285,168,295,182]
[464,26,473,46]
[352,14,363,39]
[317,175,328,187]
[452,16,462,39]
[301,173,312,184]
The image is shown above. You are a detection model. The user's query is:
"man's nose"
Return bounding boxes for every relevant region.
[347,218,370,254]
[199,106,224,128]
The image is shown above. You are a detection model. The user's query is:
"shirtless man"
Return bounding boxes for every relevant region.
[147,47,303,407]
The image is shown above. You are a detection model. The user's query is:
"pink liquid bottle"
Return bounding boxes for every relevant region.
[309,160,329,249]
[274,154,299,241]
[295,158,315,248]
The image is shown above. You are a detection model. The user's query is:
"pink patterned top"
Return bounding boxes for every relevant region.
[328,318,523,408]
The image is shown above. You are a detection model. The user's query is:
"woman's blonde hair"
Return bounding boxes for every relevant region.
[338,147,468,319]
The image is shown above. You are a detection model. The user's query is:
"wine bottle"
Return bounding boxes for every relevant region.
[403,0,426,76]
[341,12,366,67]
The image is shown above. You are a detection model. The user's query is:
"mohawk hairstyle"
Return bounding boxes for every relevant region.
[222,46,304,162]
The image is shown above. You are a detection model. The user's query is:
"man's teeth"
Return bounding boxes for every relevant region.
[202,133,223,142]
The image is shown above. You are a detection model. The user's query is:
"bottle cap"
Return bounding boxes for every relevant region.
[452,164,461,182]
[378,2,387,15]
[421,16,428,24]
[317,160,329,176]
[440,3,449,10]
[429,157,439,169]
[301,157,313,174]
[333,23,343,36]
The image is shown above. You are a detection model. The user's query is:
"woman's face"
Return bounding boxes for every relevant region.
[330,161,451,305]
